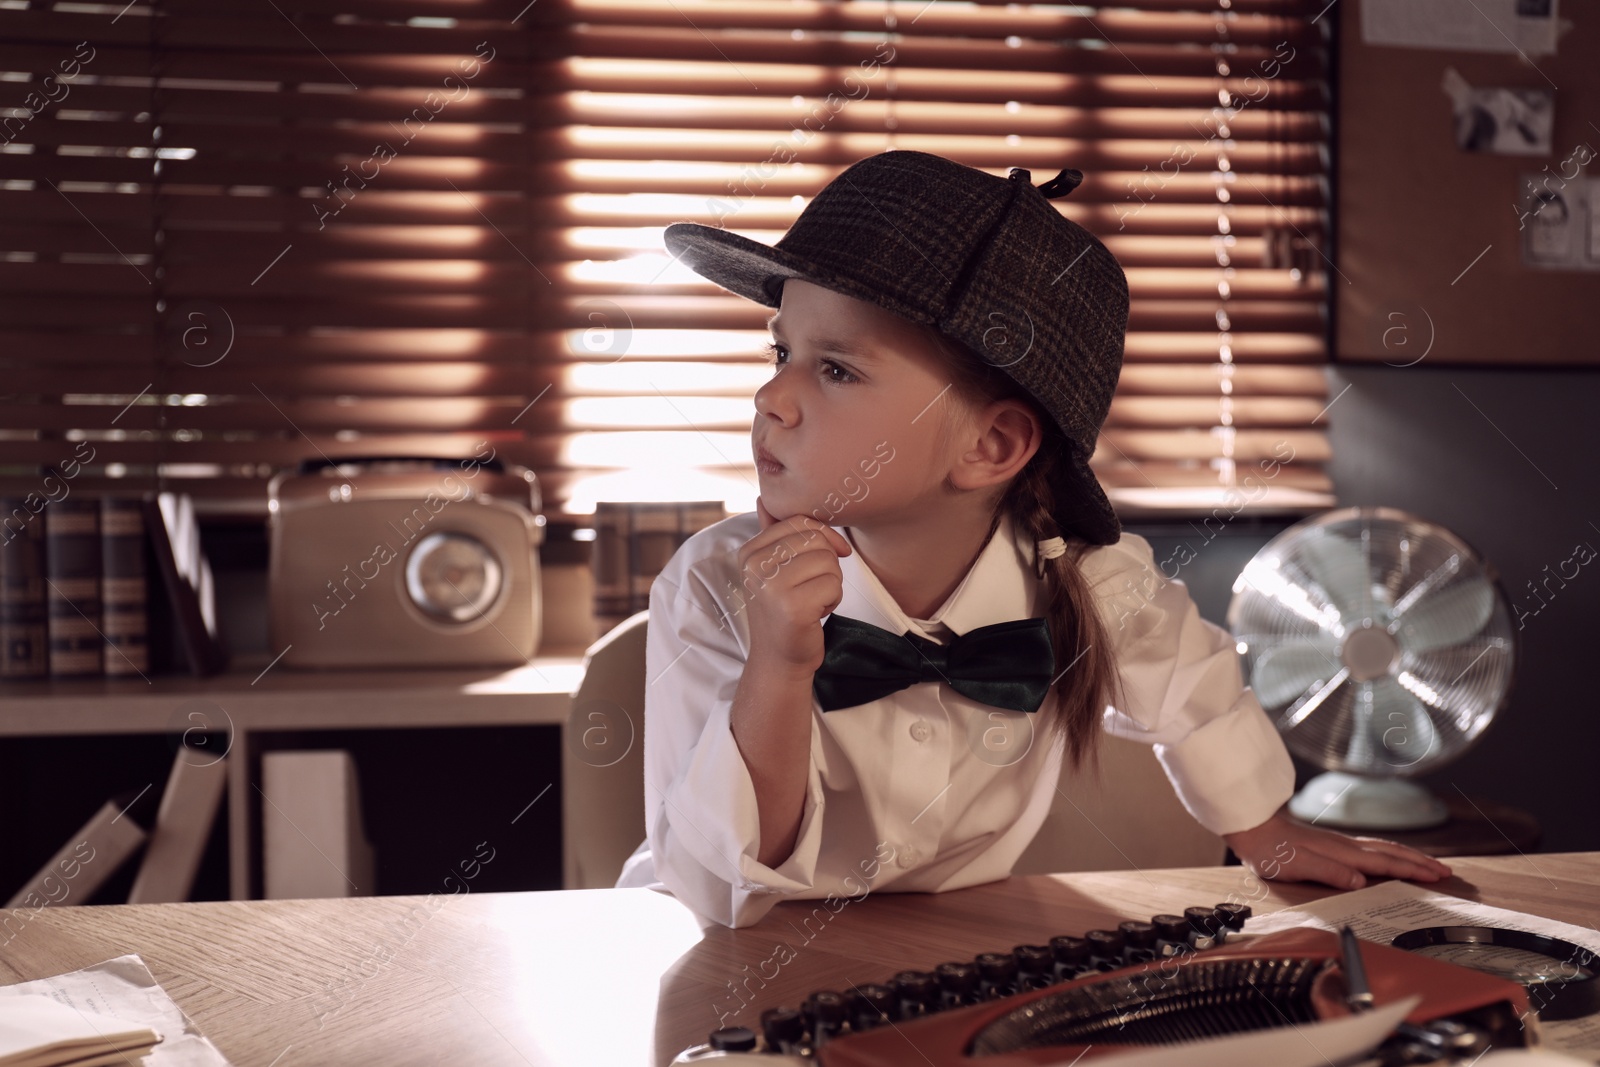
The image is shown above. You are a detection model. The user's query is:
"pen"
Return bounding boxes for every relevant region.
[1340,924,1375,1013]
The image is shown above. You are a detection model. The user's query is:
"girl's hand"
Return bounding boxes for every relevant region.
[738,496,853,674]
[1222,811,1453,892]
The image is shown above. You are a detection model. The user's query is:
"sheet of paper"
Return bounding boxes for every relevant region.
[1244,880,1600,1060]
[0,956,231,1067]
[0,993,158,1065]
[1362,0,1560,55]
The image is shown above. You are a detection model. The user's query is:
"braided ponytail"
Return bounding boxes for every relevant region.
[925,328,1128,776]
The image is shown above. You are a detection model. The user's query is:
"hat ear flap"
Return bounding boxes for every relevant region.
[1035,167,1084,199]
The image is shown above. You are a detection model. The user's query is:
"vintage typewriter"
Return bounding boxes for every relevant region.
[674,903,1536,1065]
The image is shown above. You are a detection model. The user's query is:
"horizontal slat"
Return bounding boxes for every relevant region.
[0,185,1324,240]
[0,388,1328,435]
[0,323,1329,368]
[0,399,535,433]
[0,289,1325,334]
[0,45,525,89]
[0,359,1329,399]
[0,9,1327,73]
[0,461,1338,521]
[0,257,1325,304]
[557,0,1322,47]
[6,68,1331,121]
[4,126,1328,177]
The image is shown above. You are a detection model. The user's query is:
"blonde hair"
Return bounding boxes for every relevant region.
[924,327,1127,775]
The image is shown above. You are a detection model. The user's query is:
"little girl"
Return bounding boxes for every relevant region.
[615,150,1450,929]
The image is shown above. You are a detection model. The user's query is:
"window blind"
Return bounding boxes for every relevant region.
[1,0,1336,524]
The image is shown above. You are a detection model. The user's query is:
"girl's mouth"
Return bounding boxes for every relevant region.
[755,445,785,473]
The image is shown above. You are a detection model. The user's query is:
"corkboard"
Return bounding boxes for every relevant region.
[1336,3,1599,366]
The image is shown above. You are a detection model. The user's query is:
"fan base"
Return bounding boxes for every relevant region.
[1288,772,1450,830]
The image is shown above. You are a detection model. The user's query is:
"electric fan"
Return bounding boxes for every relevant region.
[1226,506,1517,830]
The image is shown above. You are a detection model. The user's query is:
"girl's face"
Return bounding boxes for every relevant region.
[752,279,974,528]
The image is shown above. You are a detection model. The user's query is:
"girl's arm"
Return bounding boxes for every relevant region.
[730,651,817,867]
[733,497,854,867]
[1083,532,1451,892]
[639,502,851,927]
[1222,812,1452,890]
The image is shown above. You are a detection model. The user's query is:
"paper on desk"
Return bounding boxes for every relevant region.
[1244,880,1600,1061]
[0,994,158,1067]
[0,956,231,1067]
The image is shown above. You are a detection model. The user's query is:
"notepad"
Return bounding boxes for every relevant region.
[0,994,160,1067]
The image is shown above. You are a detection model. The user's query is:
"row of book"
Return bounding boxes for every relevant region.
[3,747,372,909]
[0,496,149,680]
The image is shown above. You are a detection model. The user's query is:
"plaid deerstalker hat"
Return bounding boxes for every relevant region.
[663,149,1129,546]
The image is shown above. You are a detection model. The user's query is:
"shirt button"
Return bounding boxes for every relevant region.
[909,721,932,742]
[897,846,919,869]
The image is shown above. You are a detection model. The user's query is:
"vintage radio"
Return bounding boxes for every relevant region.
[268,455,545,668]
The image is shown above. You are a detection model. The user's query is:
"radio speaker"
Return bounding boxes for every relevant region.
[268,455,545,668]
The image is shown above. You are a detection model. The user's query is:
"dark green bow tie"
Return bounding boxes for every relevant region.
[812,614,1056,713]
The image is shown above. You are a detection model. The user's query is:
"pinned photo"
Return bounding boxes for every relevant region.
[1443,67,1554,155]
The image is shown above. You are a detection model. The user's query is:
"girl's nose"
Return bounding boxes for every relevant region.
[753,372,796,425]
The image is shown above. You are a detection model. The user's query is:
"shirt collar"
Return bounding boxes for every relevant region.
[826,512,1042,641]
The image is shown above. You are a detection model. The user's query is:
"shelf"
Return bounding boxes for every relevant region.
[0,647,591,736]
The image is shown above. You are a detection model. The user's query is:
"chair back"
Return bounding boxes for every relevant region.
[563,609,1226,887]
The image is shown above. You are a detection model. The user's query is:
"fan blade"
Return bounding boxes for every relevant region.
[1394,575,1495,652]
[1368,676,1439,773]
[1249,639,1342,708]
[1292,531,1372,622]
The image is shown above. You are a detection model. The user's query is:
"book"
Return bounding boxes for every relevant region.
[43,498,101,679]
[0,497,47,680]
[143,492,225,677]
[98,496,149,678]
[592,500,726,636]
[126,742,227,905]
[261,750,375,899]
[3,787,156,909]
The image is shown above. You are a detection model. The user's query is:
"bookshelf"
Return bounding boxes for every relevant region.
[0,648,589,901]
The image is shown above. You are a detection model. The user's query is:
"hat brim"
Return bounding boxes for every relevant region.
[664,222,938,325]
[664,221,1122,547]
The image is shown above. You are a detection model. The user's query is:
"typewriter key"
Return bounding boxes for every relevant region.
[1215,902,1252,935]
[1014,945,1055,990]
[845,983,896,1031]
[708,1027,757,1052]
[1084,929,1126,970]
[803,991,847,1045]
[1050,935,1092,980]
[892,970,938,1017]
[1151,914,1193,957]
[1185,906,1223,949]
[1118,920,1158,963]
[935,962,980,1007]
[760,1007,805,1054]
[976,952,1020,998]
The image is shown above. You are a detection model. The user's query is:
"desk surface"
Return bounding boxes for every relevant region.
[2,853,1596,1067]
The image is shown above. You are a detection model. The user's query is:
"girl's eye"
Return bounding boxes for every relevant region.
[762,341,858,384]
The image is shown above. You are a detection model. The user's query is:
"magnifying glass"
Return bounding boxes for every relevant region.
[1391,927,1600,1022]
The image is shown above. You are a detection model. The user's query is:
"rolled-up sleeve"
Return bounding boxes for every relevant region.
[643,544,829,927]
[1083,533,1295,837]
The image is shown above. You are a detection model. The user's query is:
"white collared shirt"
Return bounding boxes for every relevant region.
[614,511,1295,928]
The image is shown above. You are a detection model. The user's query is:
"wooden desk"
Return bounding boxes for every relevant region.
[2,853,1596,1066]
